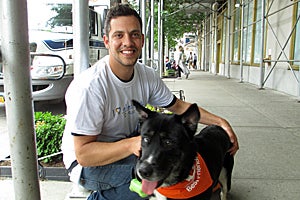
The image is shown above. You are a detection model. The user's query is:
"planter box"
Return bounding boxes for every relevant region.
[0,165,69,181]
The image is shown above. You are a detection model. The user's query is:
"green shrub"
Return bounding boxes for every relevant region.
[34,112,66,163]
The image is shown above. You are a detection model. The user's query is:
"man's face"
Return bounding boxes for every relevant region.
[104,15,144,68]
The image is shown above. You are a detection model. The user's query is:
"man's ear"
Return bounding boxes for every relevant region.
[141,34,145,48]
[103,35,109,49]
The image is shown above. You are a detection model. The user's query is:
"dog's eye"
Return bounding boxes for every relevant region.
[143,137,150,144]
[164,139,173,146]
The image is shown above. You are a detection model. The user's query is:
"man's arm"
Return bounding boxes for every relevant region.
[73,135,141,167]
[167,98,239,155]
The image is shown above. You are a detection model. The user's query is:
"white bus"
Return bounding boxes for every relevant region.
[0,0,108,102]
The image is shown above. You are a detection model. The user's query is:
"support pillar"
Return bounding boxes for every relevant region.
[1,0,40,199]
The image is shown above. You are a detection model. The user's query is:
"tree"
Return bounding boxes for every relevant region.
[145,1,204,50]
[47,4,72,28]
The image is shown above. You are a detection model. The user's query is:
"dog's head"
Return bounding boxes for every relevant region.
[132,100,200,195]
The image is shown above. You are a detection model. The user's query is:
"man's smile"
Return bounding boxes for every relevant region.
[120,49,136,55]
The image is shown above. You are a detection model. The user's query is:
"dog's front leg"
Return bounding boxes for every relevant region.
[219,168,228,200]
[152,190,167,200]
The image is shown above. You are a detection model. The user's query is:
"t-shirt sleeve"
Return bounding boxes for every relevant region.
[146,68,174,107]
[65,79,104,136]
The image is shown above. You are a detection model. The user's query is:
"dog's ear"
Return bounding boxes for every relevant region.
[132,100,154,121]
[180,103,200,134]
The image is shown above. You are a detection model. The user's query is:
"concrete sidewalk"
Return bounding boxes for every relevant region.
[165,71,300,200]
[0,179,74,200]
[1,70,300,199]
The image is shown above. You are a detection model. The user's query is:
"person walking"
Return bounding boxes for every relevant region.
[177,46,190,79]
[188,51,193,69]
[193,53,197,69]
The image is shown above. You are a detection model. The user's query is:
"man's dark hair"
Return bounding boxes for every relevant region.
[104,4,143,37]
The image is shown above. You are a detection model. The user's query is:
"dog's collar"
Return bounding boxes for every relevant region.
[157,153,213,199]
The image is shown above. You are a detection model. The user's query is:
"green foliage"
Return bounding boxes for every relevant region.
[127,1,204,50]
[163,1,205,48]
[47,4,72,28]
[34,112,66,163]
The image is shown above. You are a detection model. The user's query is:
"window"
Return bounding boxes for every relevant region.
[27,2,73,33]
[221,11,227,63]
[253,0,262,64]
[242,0,254,63]
[89,9,98,36]
[232,3,241,63]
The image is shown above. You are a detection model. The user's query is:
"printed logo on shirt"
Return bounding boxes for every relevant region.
[112,102,136,118]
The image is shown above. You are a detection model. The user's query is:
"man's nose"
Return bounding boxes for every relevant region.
[122,34,134,46]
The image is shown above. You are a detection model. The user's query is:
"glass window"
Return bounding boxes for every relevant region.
[232,6,240,63]
[221,13,227,63]
[253,0,262,64]
[294,2,300,66]
[243,1,254,63]
[27,2,73,33]
[89,9,98,36]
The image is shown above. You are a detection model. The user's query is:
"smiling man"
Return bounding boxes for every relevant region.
[62,4,238,200]
[105,15,144,72]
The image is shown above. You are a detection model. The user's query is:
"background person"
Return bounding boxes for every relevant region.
[188,51,193,69]
[193,53,197,69]
[165,56,172,70]
[177,46,190,79]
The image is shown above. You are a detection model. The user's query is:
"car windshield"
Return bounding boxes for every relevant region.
[28,0,73,34]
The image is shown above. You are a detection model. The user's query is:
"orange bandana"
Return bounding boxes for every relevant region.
[157,153,213,199]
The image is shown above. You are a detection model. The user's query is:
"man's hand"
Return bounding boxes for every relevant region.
[221,121,239,155]
[128,135,142,157]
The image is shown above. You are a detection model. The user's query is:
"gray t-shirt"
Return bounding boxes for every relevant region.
[62,55,174,167]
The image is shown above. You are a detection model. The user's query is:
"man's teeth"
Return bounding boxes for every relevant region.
[122,50,134,54]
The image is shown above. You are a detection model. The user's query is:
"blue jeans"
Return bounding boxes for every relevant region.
[80,155,147,200]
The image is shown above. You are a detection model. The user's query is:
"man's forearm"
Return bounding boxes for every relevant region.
[74,136,141,167]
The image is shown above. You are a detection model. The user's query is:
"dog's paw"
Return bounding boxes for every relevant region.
[152,190,167,200]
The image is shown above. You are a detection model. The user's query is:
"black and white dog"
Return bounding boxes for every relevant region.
[132,100,234,200]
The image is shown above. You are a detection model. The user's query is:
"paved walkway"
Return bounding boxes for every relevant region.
[1,70,300,199]
[165,71,300,200]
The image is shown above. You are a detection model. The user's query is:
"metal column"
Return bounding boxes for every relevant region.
[227,0,231,78]
[160,0,164,77]
[73,0,89,77]
[203,18,207,71]
[150,0,155,68]
[210,12,213,72]
[141,0,147,64]
[1,0,40,199]
[239,0,244,83]
[213,3,218,75]
[158,0,163,77]
[259,0,266,89]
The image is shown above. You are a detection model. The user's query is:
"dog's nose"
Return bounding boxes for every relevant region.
[138,164,153,178]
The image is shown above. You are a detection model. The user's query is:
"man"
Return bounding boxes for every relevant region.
[188,51,193,69]
[177,45,190,79]
[193,53,197,69]
[62,4,239,200]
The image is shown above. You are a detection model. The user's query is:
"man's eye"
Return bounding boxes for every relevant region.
[132,33,141,38]
[113,33,123,38]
